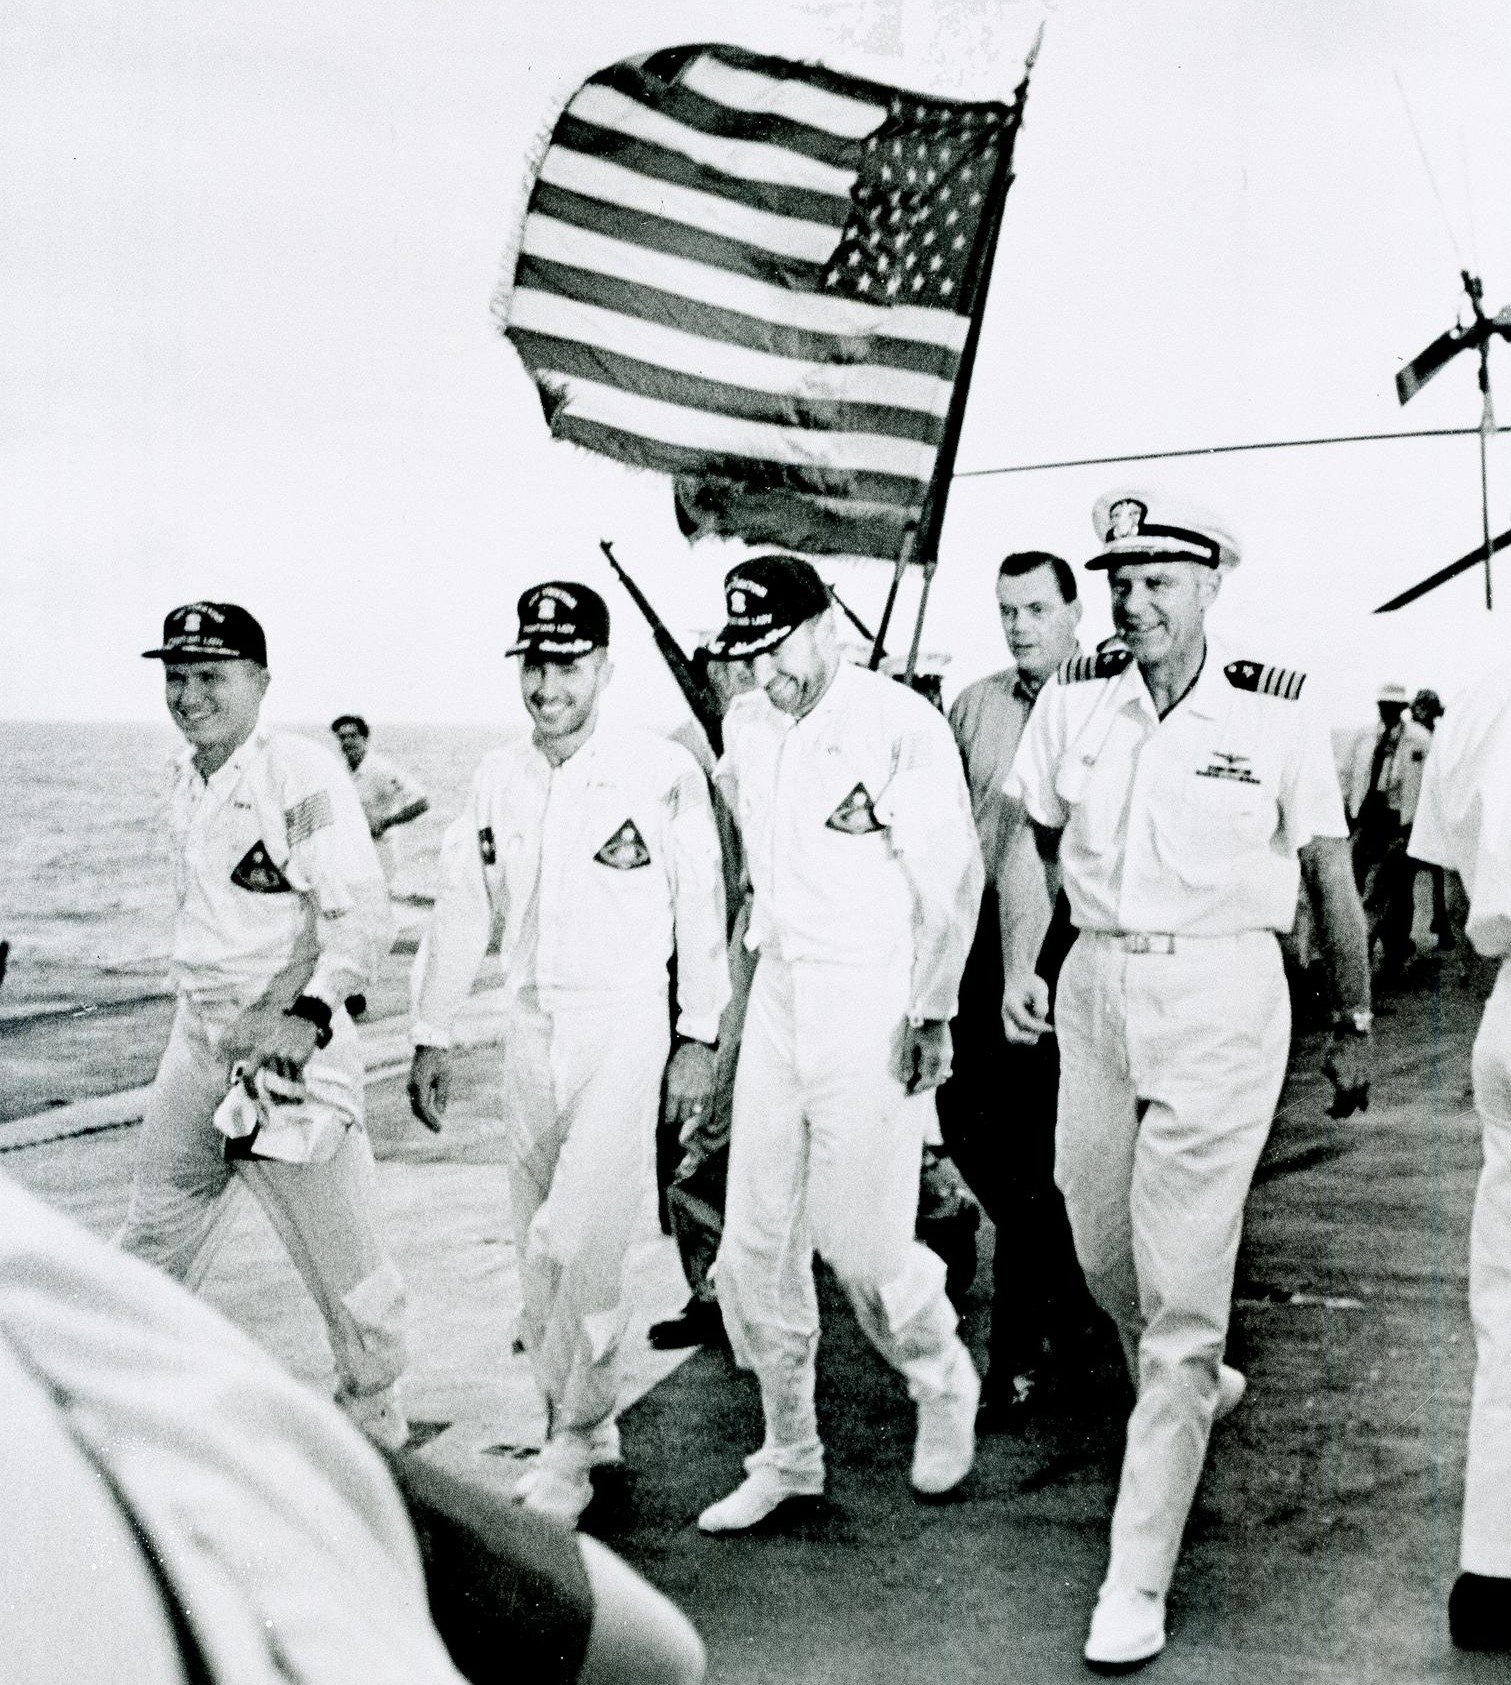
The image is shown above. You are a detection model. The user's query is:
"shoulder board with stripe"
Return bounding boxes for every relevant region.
[1223,659,1306,701]
[1058,648,1133,685]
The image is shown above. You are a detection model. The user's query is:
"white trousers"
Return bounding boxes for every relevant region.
[501,991,669,1437]
[715,954,963,1475]
[1055,930,1289,1595]
[119,998,407,1403]
[1464,958,1511,1577]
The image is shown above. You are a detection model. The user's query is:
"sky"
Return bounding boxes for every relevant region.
[3,0,1510,737]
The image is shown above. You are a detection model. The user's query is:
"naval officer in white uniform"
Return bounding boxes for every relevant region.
[1409,664,1511,1653]
[1003,494,1372,1666]
[408,582,728,1528]
[696,556,984,1534]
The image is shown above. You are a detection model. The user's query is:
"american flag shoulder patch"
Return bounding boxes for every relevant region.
[664,768,707,819]
[285,789,335,845]
[1223,660,1306,701]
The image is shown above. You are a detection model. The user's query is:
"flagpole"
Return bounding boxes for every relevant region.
[900,30,1041,685]
[868,521,918,667]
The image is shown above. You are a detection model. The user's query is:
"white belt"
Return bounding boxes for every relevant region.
[1087,930,1254,955]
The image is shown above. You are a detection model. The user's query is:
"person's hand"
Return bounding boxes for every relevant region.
[665,1040,717,1139]
[408,1044,453,1133]
[218,1003,320,1082]
[899,1020,952,1094]
[1323,1036,1372,1119]
[1002,970,1052,1044]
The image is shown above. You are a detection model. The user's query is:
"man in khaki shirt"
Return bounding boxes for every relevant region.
[938,551,1093,1427]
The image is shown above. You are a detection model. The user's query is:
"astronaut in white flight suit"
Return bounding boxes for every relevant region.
[695,555,985,1535]
[408,582,728,1528]
[122,601,407,1449]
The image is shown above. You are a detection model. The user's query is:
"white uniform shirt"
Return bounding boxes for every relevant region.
[0,1172,463,1685]
[352,748,428,836]
[1409,665,1511,959]
[169,725,389,1011]
[1008,641,1347,937]
[717,661,983,1023]
[412,726,729,1047]
[1345,716,1433,824]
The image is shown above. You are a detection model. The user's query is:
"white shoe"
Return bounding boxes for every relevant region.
[519,1463,594,1527]
[911,1345,980,1495]
[1215,1363,1247,1421]
[585,1417,622,1468]
[1084,1583,1167,1667]
[336,1385,409,1453]
[697,1457,824,1534]
[515,1434,595,1526]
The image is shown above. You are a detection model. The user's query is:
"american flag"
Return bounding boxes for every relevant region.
[498,44,1025,564]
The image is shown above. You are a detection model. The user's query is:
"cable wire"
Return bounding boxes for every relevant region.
[953,424,1511,480]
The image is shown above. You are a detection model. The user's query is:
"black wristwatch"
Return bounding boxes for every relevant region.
[286,994,334,1049]
[1331,1008,1374,1039]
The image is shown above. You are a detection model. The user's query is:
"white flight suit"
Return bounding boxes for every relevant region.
[713,662,983,1475]
[412,726,728,1437]
[118,724,406,1435]
[1409,664,1511,1580]
[1009,641,1348,1596]
[3,1172,464,1685]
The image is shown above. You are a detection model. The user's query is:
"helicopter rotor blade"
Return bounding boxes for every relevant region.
[1373,524,1511,612]
[1395,324,1472,404]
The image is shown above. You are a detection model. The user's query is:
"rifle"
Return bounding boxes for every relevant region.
[599,540,725,756]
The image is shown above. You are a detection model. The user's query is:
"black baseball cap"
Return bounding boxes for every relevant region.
[706,556,832,660]
[142,602,268,665]
[507,582,611,661]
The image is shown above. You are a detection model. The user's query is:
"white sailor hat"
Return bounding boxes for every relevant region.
[1087,490,1241,571]
[1376,682,1409,704]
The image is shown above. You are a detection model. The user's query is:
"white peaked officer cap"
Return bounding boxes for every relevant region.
[1087,489,1241,571]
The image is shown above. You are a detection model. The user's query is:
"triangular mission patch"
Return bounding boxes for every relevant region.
[825,783,883,835]
[230,841,294,894]
[594,819,651,869]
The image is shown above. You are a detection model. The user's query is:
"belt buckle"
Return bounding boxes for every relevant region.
[1125,933,1174,955]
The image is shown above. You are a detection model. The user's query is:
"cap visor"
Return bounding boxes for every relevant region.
[506,636,597,659]
[705,621,797,660]
[141,645,250,661]
[1085,542,1221,571]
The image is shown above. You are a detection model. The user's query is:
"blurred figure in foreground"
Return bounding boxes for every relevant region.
[1409,665,1511,1654]
[0,1170,704,1685]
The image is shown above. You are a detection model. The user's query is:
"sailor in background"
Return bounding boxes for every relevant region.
[331,714,431,887]
[1346,682,1432,983]
[1408,663,1511,1654]
[1003,493,1372,1666]
[938,549,1098,1427]
[697,556,984,1534]
[123,601,408,1449]
[408,583,728,1527]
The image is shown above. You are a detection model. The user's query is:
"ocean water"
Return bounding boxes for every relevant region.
[0,721,504,1119]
